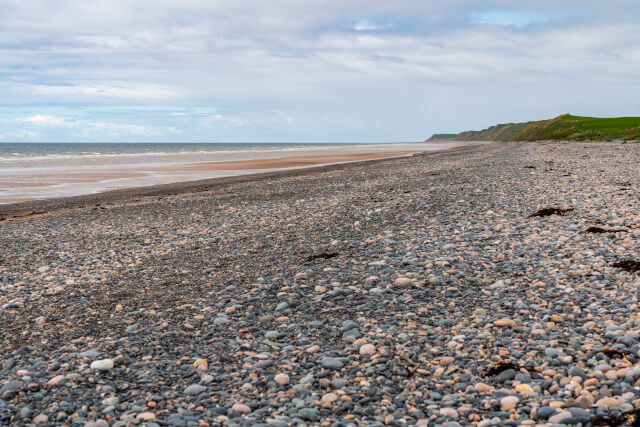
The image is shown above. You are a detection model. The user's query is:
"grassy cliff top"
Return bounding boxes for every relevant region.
[429,114,640,142]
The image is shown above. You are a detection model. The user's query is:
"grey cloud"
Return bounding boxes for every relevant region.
[0,1,639,141]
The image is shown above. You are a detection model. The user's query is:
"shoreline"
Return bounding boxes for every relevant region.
[0,142,484,221]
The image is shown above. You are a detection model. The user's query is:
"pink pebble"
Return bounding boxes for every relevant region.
[46,375,65,387]
[232,403,251,413]
[274,373,290,386]
[359,344,376,356]
[322,392,338,407]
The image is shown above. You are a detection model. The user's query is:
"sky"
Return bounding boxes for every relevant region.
[1,0,639,143]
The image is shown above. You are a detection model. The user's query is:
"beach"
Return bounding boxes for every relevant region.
[0,142,467,204]
[1,141,640,426]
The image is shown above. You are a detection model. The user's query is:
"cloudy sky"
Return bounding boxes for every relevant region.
[1,1,639,142]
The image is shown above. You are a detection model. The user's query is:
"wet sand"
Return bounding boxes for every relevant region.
[0,143,480,220]
[0,147,446,204]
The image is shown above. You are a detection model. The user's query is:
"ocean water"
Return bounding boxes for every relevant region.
[0,142,367,169]
[0,142,457,203]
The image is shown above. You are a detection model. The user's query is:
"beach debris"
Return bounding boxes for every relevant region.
[612,260,640,273]
[585,225,627,233]
[486,360,521,378]
[305,252,339,262]
[529,207,574,217]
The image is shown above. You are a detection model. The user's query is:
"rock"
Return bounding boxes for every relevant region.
[33,414,48,424]
[429,276,441,286]
[306,345,321,353]
[359,344,376,355]
[80,350,101,359]
[298,408,319,421]
[537,406,556,420]
[440,407,458,419]
[474,383,493,393]
[394,277,413,287]
[494,318,516,327]
[232,403,251,414]
[137,412,156,420]
[332,378,346,388]
[184,384,207,395]
[321,392,338,407]
[576,395,594,409]
[90,359,114,371]
[320,357,344,370]
[500,395,520,411]
[549,411,572,424]
[35,316,46,326]
[515,383,533,393]
[544,347,562,357]
[439,356,455,365]
[102,396,119,406]
[214,316,230,325]
[255,359,274,369]
[494,369,516,383]
[193,358,208,369]
[275,302,288,311]
[274,373,290,386]
[0,380,23,395]
[19,406,32,419]
[489,280,506,289]
[596,397,622,408]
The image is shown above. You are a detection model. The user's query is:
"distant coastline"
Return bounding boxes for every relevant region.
[428,114,640,142]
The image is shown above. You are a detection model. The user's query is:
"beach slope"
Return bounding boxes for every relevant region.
[1,141,639,425]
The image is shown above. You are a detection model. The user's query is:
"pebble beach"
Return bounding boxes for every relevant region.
[1,141,640,426]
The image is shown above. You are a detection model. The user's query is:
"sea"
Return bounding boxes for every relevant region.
[0,142,455,203]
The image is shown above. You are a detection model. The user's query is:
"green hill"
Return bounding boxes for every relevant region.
[428,114,640,142]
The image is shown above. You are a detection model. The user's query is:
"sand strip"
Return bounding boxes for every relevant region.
[0,143,483,221]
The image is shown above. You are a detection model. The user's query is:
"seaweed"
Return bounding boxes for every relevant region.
[592,409,640,427]
[612,260,640,273]
[305,252,339,262]
[486,360,520,377]
[586,226,627,233]
[529,207,574,218]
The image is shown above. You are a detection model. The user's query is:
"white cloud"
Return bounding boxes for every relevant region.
[90,122,180,136]
[0,1,639,141]
[20,115,76,127]
[31,83,182,101]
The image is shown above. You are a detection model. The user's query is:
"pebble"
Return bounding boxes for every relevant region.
[500,396,520,411]
[494,318,516,327]
[231,403,251,414]
[359,343,376,355]
[428,276,441,286]
[137,412,156,420]
[2,142,640,426]
[274,373,290,385]
[32,414,48,424]
[320,357,344,370]
[394,277,413,287]
[90,359,114,371]
[321,392,338,407]
[184,384,207,395]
